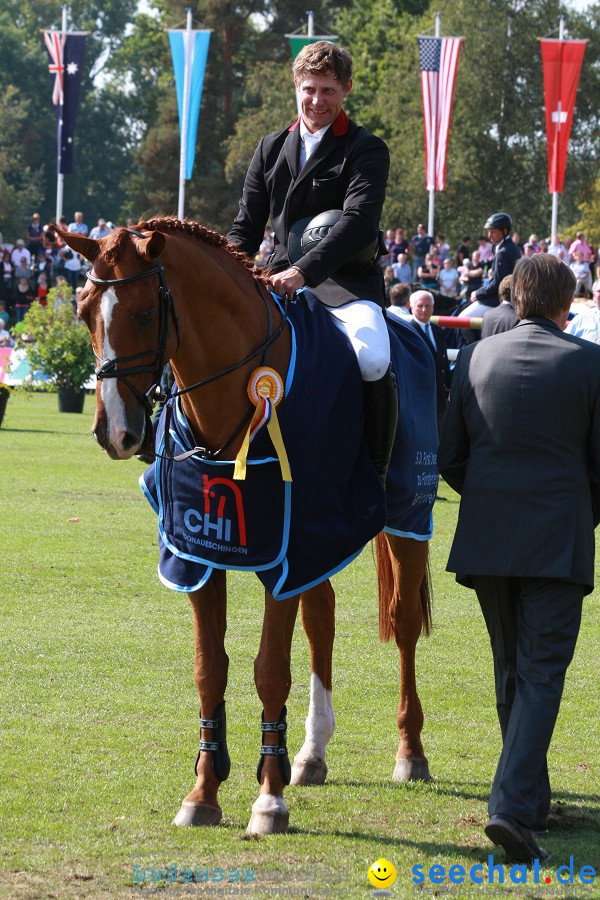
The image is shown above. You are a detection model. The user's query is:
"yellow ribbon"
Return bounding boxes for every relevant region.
[233,367,292,482]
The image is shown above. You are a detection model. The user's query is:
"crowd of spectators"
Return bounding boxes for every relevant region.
[377,224,598,308]
[0,212,120,339]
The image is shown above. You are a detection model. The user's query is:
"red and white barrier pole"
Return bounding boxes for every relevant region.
[431,315,483,329]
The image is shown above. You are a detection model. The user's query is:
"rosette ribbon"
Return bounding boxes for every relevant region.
[233,367,292,482]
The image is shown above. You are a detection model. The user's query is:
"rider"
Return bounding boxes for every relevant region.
[227,41,396,484]
[459,212,522,320]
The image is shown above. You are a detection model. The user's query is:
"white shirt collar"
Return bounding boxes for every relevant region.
[299,120,331,169]
[299,120,331,142]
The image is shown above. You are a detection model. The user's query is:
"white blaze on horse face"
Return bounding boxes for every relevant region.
[100,288,138,456]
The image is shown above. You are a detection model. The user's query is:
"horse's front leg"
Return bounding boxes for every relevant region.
[247,591,299,835]
[377,534,432,782]
[290,581,336,786]
[173,570,229,826]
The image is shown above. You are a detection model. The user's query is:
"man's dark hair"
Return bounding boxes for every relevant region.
[389,282,411,307]
[499,275,512,303]
[512,254,575,320]
[293,41,353,87]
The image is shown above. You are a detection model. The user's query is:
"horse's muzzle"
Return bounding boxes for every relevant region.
[93,410,148,460]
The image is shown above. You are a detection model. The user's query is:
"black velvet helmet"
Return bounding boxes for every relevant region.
[288,209,379,269]
[484,212,512,231]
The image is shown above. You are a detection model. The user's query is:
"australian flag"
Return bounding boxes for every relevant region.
[44,31,87,174]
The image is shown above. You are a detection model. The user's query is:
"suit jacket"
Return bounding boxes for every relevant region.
[475,235,521,308]
[410,319,450,414]
[480,301,518,338]
[228,110,390,307]
[438,317,600,593]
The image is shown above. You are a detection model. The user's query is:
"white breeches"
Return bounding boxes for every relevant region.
[324,299,391,382]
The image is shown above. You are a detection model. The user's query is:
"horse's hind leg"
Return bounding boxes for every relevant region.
[377,533,432,782]
[247,591,299,835]
[290,581,336,786]
[173,571,229,826]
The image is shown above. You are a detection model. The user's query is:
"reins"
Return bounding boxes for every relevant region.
[86,228,288,461]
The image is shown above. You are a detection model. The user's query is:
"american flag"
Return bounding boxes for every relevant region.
[44,31,87,174]
[418,36,462,191]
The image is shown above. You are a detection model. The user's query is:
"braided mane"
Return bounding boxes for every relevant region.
[136,216,271,287]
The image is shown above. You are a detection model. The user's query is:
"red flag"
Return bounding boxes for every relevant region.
[540,39,587,194]
[418,36,462,191]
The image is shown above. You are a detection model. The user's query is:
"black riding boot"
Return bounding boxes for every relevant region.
[362,364,398,486]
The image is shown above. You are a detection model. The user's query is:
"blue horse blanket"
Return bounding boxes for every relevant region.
[140,293,438,600]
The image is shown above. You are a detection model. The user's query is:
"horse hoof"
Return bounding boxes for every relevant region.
[392,757,431,782]
[290,757,328,786]
[246,795,289,835]
[172,801,222,826]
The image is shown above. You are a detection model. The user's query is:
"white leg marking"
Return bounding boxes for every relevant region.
[295,673,335,763]
[250,794,288,816]
[100,289,131,453]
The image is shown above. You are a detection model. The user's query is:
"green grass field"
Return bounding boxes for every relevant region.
[1,393,599,899]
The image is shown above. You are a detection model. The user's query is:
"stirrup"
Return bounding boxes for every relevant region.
[194,700,231,782]
[256,705,291,785]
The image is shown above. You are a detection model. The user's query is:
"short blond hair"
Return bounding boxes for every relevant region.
[293,41,353,88]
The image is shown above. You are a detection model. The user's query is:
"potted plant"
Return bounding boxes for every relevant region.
[17,285,95,412]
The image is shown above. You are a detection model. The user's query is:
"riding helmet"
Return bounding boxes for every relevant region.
[484,212,512,231]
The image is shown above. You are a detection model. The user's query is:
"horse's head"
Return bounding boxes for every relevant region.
[58,225,173,460]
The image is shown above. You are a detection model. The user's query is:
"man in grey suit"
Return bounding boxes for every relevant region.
[439,253,600,862]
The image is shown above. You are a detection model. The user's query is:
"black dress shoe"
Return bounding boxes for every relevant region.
[485,815,549,862]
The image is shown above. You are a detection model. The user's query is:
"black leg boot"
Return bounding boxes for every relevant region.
[362,364,398,486]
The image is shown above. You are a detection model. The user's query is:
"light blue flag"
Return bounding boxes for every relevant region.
[169,29,211,180]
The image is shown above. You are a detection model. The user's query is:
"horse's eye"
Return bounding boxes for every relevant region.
[138,308,156,327]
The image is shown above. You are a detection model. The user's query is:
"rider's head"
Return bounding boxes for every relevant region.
[484,212,512,245]
[292,41,353,90]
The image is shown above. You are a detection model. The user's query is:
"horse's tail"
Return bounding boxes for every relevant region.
[375,533,433,642]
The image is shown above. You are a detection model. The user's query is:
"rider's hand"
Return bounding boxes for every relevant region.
[269,266,305,299]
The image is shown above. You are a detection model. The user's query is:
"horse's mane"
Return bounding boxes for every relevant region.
[130,216,271,287]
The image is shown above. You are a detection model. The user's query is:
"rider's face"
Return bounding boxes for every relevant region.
[295,72,351,134]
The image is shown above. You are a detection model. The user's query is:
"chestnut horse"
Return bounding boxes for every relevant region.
[61,219,432,836]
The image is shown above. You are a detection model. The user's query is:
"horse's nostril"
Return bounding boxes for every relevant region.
[121,431,140,452]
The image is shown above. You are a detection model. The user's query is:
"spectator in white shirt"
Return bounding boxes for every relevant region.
[392,253,412,283]
[438,258,459,297]
[567,281,600,343]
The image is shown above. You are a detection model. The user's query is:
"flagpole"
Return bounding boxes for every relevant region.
[177,8,193,221]
[427,13,440,238]
[55,4,68,223]
[550,15,565,241]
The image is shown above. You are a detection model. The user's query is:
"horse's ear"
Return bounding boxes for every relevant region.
[134,230,166,262]
[53,225,100,263]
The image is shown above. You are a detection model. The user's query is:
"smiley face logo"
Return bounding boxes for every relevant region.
[368,858,397,889]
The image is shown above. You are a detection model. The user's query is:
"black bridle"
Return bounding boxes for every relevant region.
[87,256,177,417]
[86,230,288,460]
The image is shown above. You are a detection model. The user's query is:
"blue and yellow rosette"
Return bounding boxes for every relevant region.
[233,367,292,482]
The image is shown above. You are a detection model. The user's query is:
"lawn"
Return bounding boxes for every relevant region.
[0,393,598,899]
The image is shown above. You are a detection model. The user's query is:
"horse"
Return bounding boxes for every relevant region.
[59,218,434,836]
